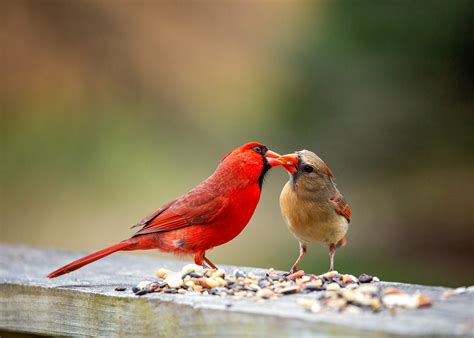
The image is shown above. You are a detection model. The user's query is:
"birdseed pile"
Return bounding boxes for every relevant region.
[125,264,436,314]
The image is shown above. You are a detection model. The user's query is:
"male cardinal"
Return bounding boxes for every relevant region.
[279,150,351,273]
[48,142,282,278]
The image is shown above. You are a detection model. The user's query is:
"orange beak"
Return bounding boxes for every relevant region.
[278,153,299,174]
[265,149,283,167]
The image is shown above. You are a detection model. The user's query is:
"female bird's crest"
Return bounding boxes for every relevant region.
[279,150,336,193]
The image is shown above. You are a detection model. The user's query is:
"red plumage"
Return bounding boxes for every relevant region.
[48,142,282,278]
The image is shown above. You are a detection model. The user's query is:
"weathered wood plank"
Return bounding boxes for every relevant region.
[0,244,472,337]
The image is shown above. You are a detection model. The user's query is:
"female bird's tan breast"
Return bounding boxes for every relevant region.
[280,182,348,244]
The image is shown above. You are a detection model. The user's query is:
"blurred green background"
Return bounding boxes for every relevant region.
[2,0,473,287]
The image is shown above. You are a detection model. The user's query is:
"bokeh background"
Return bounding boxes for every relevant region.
[2,0,473,287]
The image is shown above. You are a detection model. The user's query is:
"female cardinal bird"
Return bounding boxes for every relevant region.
[48,142,282,278]
[279,150,351,273]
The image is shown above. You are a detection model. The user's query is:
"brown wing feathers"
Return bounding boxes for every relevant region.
[330,194,351,223]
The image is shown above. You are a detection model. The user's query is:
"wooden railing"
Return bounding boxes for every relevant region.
[0,244,472,336]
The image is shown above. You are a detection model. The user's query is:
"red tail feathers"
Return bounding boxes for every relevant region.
[47,241,133,278]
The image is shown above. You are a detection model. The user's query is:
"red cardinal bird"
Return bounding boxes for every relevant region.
[48,142,282,278]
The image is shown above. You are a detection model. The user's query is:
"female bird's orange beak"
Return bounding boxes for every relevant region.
[278,153,299,174]
[265,150,284,167]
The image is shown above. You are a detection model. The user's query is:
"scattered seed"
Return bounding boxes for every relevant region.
[164,288,178,294]
[214,277,227,287]
[278,285,300,295]
[303,285,322,293]
[382,287,407,295]
[136,280,152,289]
[358,273,373,283]
[181,264,204,275]
[268,274,281,282]
[441,286,474,299]
[156,268,172,279]
[165,273,184,288]
[233,270,246,279]
[418,294,434,308]
[258,278,269,288]
[326,282,341,291]
[248,284,260,292]
[182,271,203,279]
[286,270,305,280]
[321,271,339,279]
[205,278,219,288]
[130,265,434,315]
[135,289,149,296]
[211,268,226,278]
[256,288,275,299]
[184,280,195,288]
[312,279,323,288]
[342,274,354,284]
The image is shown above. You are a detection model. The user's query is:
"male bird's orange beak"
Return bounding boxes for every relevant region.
[265,150,284,167]
[278,153,299,174]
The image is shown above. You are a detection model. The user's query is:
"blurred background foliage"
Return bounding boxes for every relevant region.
[2,0,473,286]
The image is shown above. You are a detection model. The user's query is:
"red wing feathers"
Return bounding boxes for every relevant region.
[130,199,177,229]
[132,185,228,237]
[132,209,190,236]
[330,194,351,223]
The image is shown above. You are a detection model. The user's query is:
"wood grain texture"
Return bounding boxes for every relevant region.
[0,244,473,337]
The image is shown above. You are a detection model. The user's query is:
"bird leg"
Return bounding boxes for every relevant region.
[328,243,336,271]
[194,251,218,269]
[194,251,204,266]
[290,241,307,273]
[203,256,217,270]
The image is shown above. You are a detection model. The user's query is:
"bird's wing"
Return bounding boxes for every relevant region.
[130,199,177,229]
[132,186,228,236]
[329,194,351,223]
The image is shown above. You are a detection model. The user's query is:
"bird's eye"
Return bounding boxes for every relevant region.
[252,146,262,153]
[303,165,314,173]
